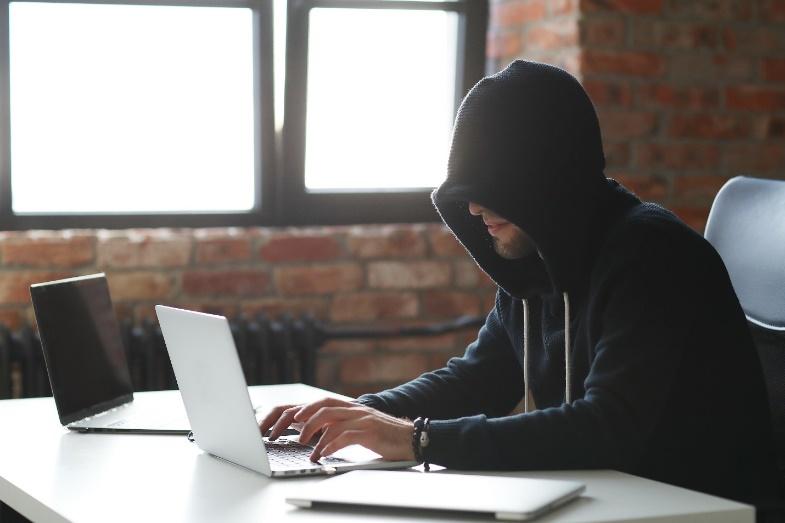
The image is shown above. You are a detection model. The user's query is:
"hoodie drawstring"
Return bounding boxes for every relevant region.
[521,293,571,414]
[563,292,571,405]
[522,300,530,413]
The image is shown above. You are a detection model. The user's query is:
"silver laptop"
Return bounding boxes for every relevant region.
[288,470,585,521]
[155,305,418,477]
[30,274,189,434]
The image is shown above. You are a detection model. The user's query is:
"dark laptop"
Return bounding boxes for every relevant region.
[30,273,189,434]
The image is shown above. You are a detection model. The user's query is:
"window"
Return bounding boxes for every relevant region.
[0,0,487,229]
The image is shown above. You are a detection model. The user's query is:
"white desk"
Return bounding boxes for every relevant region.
[0,385,753,523]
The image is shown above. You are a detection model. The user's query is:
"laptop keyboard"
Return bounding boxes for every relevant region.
[264,440,348,468]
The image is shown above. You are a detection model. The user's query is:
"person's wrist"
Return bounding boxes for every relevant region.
[402,419,416,461]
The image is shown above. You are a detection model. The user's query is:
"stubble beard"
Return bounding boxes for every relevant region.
[492,234,535,260]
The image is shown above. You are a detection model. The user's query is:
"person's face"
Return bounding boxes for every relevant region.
[468,202,536,260]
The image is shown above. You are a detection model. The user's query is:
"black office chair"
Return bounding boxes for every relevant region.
[705,176,785,520]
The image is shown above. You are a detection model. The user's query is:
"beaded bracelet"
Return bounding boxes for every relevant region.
[412,417,430,472]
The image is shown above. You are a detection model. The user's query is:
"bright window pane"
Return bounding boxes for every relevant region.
[10,2,256,213]
[305,8,458,192]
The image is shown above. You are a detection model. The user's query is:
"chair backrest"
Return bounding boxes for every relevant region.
[705,176,785,479]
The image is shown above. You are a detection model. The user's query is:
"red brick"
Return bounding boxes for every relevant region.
[668,54,753,82]
[632,21,719,49]
[427,226,465,257]
[598,110,657,140]
[182,269,270,297]
[422,291,481,318]
[720,27,737,51]
[673,175,731,206]
[763,58,785,83]
[321,340,375,355]
[259,235,343,263]
[330,292,418,322]
[724,143,785,173]
[164,303,239,319]
[346,226,426,259]
[726,86,785,112]
[274,264,362,296]
[754,116,785,139]
[670,206,710,233]
[368,261,452,289]
[761,0,785,21]
[456,326,481,347]
[338,384,383,399]
[665,0,752,20]
[635,85,719,110]
[240,298,329,319]
[377,332,457,353]
[486,31,524,60]
[0,309,23,329]
[667,114,750,140]
[520,51,582,77]
[549,0,579,15]
[580,50,664,77]
[453,261,495,289]
[195,237,252,264]
[97,232,191,268]
[613,173,669,201]
[454,260,480,288]
[580,17,625,47]
[581,0,663,13]
[1,236,94,268]
[0,271,71,304]
[636,143,721,170]
[720,27,785,53]
[584,80,633,107]
[428,350,464,370]
[604,142,631,168]
[339,354,430,385]
[560,51,583,77]
[525,20,579,50]
[481,290,497,312]
[107,272,174,302]
[315,357,338,390]
[492,0,547,27]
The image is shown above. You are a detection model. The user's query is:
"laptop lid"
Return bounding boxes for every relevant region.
[30,273,133,426]
[155,305,272,475]
[287,470,586,521]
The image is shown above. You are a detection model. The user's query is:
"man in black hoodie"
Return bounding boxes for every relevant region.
[261,60,780,505]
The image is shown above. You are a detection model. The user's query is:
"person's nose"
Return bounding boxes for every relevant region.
[468,202,484,216]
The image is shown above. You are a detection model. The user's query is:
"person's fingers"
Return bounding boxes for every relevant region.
[314,430,369,461]
[298,407,363,443]
[294,397,357,422]
[268,406,301,440]
[258,404,297,434]
[310,417,372,460]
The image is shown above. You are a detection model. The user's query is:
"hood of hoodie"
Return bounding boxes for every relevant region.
[432,60,637,298]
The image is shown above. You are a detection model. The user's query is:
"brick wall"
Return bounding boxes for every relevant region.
[0,226,495,397]
[489,0,785,230]
[2,1,783,398]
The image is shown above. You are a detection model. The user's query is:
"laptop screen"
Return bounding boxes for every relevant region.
[30,274,133,425]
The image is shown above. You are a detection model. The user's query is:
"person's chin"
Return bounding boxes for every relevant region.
[493,239,534,260]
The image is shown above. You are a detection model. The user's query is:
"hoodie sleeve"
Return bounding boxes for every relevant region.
[356,299,524,421]
[421,231,697,470]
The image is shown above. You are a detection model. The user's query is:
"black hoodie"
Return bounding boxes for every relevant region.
[357,61,780,504]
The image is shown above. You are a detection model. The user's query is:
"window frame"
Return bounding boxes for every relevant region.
[0,0,487,230]
[280,0,487,226]
[0,0,276,230]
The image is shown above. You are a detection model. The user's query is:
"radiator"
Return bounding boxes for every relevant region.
[0,314,484,400]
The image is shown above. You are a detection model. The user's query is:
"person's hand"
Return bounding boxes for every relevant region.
[260,397,415,463]
[259,404,303,439]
